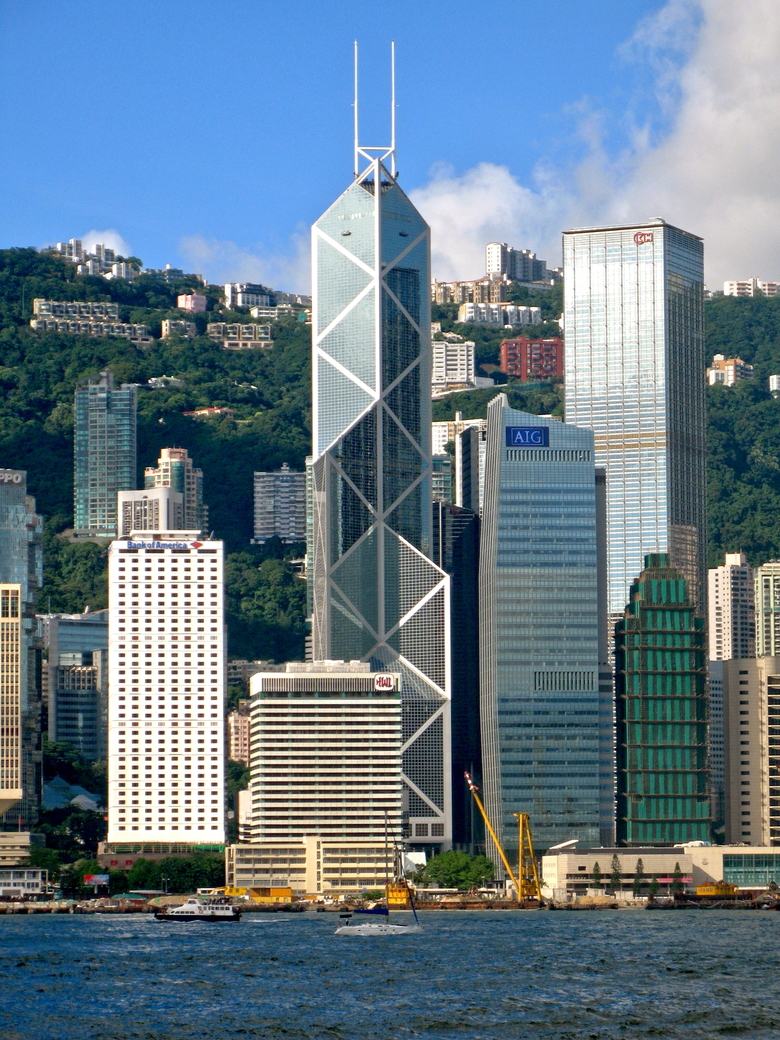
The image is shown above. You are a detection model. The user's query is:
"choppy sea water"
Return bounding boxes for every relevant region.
[1,910,779,1040]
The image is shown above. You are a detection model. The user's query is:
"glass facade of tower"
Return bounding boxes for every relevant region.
[479,398,603,854]
[615,553,709,845]
[563,221,706,617]
[74,370,137,537]
[0,470,43,825]
[310,157,451,844]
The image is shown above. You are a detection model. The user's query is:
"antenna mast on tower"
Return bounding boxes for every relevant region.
[353,40,397,182]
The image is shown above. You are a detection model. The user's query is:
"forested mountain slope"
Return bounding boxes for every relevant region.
[2,248,780,659]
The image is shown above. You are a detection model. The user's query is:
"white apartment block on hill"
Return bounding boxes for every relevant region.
[724,278,779,297]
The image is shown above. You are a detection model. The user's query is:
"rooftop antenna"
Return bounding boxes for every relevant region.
[390,40,396,178]
[353,40,359,178]
[353,40,397,182]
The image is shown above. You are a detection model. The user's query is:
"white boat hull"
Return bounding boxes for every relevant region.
[334,921,421,935]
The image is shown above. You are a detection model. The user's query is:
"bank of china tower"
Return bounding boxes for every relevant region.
[309,129,452,846]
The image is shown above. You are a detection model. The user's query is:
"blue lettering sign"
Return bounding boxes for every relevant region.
[505,426,549,447]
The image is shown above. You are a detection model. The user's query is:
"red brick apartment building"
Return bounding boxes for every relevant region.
[499,335,563,381]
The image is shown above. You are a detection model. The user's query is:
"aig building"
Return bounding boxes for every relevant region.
[479,397,611,856]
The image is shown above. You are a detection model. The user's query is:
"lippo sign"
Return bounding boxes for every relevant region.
[0,469,23,484]
[634,231,654,245]
[374,674,397,691]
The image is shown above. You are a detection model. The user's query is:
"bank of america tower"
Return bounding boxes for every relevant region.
[309,61,452,846]
[563,220,706,620]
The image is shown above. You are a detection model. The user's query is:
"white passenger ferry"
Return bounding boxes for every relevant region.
[154,897,241,922]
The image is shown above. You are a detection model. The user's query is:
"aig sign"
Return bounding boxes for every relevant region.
[505,426,549,447]
[374,674,396,691]
[634,231,654,245]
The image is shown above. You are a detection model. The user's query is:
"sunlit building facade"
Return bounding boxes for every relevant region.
[479,398,607,855]
[309,130,451,845]
[563,220,706,619]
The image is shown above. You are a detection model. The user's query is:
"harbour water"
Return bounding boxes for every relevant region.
[2,910,779,1039]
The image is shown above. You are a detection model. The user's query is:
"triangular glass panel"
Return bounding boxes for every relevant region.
[316,240,372,333]
[316,357,373,455]
[319,289,376,391]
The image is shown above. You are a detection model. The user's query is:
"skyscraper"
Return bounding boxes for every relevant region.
[105,529,225,844]
[563,220,706,619]
[144,447,206,534]
[252,464,306,544]
[44,609,108,761]
[479,398,607,854]
[248,662,402,843]
[615,554,709,845]
[309,72,452,845]
[74,370,137,538]
[708,553,755,660]
[0,470,43,826]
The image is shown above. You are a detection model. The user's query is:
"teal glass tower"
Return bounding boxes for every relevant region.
[479,396,608,854]
[309,59,451,846]
[563,220,706,618]
[74,370,137,537]
[615,553,709,845]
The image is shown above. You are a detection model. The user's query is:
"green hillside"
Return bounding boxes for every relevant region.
[0,248,308,659]
[2,247,780,661]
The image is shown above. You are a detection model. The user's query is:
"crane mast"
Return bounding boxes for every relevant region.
[464,772,542,903]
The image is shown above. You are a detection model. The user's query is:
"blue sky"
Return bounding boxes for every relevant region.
[1,1,778,288]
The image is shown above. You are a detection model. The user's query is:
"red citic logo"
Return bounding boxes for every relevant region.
[634,231,654,245]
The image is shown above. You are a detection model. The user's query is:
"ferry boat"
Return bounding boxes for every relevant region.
[154,897,241,922]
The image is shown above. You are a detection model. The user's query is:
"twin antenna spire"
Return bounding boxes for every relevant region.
[353,40,397,180]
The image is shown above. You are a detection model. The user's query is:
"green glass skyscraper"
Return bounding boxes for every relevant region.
[615,553,709,845]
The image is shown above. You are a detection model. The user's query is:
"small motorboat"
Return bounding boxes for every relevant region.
[154,896,241,922]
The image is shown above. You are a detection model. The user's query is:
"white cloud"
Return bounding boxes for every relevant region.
[80,228,133,256]
[411,0,780,287]
[179,231,311,293]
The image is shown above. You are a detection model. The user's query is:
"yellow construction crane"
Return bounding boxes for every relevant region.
[464,772,542,904]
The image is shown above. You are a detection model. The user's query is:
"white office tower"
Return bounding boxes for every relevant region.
[721,658,780,845]
[564,220,706,619]
[105,531,225,843]
[308,54,452,845]
[248,662,402,842]
[709,553,755,661]
[117,488,184,537]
